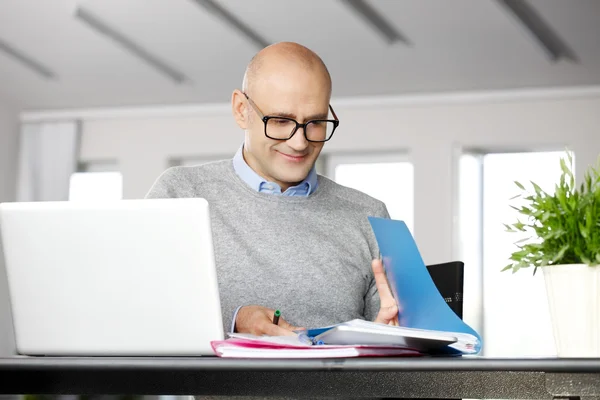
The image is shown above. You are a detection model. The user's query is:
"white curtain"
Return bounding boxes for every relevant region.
[17,121,81,202]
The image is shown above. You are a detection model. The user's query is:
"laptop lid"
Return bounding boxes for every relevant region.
[0,198,224,356]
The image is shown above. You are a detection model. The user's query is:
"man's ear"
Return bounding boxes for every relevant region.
[231,90,248,130]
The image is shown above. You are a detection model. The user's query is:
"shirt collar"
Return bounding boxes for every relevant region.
[232,145,318,196]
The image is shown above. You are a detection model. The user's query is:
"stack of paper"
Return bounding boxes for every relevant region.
[303,318,479,354]
[211,332,422,358]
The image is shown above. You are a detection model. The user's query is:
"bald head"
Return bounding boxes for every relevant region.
[231,42,334,193]
[242,42,332,97]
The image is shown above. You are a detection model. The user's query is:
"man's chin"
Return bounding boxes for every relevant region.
[274,170,311,187]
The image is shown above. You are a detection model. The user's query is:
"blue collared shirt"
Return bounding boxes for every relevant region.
[230,145,318,332]
[232,145,318,197]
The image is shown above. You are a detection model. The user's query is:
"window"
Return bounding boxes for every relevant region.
[326,153,414,233]
[459,150,571,357]
[69,163,123,201]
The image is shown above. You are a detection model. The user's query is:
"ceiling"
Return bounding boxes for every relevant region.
[0,0,599,111]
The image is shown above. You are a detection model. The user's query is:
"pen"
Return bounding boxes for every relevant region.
[273,309,281,325]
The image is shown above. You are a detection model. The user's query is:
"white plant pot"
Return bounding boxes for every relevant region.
[542,264,600,357]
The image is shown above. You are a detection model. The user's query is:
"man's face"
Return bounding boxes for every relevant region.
[241,67,331,191]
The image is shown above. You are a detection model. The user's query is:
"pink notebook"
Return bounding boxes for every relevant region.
[211,334,423,358]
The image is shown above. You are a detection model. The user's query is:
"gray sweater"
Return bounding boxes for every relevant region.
[145,159,389,333]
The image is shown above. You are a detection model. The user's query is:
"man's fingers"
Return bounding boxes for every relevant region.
[277,318,293,329]
[235,306,304,336]
[272,318,304,335]
[262,321,298,336]
[372,258,396,307]
[374,303,399,324]
[279,319,304,332]
[372,258,401,326]
[380,304,399,319]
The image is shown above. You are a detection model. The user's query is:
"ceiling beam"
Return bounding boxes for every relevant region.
[74,6,190,84]
[189,0,269,50]
[495,0,579,63]
[340,0,412,46]
[0,38,56,80]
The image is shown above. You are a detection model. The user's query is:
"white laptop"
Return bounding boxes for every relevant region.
[0,198,224,356]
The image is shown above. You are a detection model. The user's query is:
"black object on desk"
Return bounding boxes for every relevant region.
[0,356,599,398]
[426,261,464,319]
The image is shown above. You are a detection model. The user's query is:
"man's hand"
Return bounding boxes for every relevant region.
[372,258,400,326]
[235,305,303,336]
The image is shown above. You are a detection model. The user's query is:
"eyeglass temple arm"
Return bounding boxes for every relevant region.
[242,92,266,119]
[329,105,339,121]
[246,91,337,122]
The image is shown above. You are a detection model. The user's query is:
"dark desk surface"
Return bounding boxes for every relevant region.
[1,356,600,398]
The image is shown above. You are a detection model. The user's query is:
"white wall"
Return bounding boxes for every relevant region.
[37,86,600,266]
[0,100,19,356]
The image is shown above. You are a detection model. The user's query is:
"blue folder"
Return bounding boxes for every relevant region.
[368,216,482,354]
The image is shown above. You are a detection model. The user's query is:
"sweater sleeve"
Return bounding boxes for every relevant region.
[364,201,391,322]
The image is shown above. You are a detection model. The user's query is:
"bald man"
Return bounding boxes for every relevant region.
[146,42,399,336]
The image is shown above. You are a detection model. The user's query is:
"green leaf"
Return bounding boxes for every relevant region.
[513,221,526,231]
[560,158,570,176]
[501,264,513,272]
[504,223,516,232]
[526,242,543,250]
[580,222,589,239]
[551,244,569,264]
[510,249,530,262]
[521,206,533,215]
[514,237,531,245]
[531,181,543,195]
[515,181,525,190]
[541,211,552,222]
[585,207,594,229]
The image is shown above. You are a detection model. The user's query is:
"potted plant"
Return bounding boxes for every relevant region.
[503,151,600,357]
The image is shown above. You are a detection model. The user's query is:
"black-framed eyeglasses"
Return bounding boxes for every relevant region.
[243,93,339,142]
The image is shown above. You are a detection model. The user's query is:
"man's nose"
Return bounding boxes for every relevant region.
[286,125,309,150]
